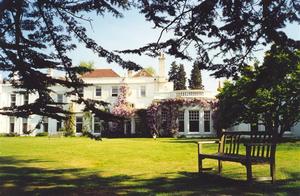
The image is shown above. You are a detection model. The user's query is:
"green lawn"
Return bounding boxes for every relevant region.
[0,137,299,195]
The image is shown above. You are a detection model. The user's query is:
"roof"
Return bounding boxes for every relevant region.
[82,69,120,78]
[133,69,153,77]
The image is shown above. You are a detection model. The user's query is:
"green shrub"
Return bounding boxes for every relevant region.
[0,132,20,137]
[35,132,48,137]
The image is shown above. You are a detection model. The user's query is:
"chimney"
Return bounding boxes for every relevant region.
[158,52,165,78]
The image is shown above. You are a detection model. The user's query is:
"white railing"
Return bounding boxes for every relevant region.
[154,90,217,100]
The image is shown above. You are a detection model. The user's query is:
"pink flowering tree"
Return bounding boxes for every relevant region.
[112,84,135,117]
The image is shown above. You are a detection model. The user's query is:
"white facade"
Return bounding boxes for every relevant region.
[0,57,299,137]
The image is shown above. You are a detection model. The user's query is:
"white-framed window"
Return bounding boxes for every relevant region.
[189,110,199,132]
[94,116,102,133]
[204,111,211,132]
[76,116,83,133]
[11,94,16,106]
[178,111,184,132]
[140,86,146,97]
[57,94,63,103]
[95,87,102,97]
[22,118,28,133]
[112,86,118,97]
[24,94,29,105]
[9,116,15,133]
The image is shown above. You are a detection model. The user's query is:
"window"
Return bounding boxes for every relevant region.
[95,87,102,97]
[161,110,167,130]
[112,86,118,97]
[22,118,28,133]
[11,94,16,106]
[94,116,102,133]
[189,111,199,132]
[76,116,83,133]
[178,111,184,132]
[78,87,84,97]
[204,111,211,132]
[24,94,29,105]
[9,117,15,133]
[57,94,63,103]
[43,117,48,132]
[140,86,146,97]
[56,120,62,132]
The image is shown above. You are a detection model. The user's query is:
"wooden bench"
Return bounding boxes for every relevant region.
[197,131,277,183]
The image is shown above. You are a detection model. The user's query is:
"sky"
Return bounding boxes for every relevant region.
[67,9,299,91]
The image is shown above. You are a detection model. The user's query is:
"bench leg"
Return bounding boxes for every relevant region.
[246,163,252,182]
[218,160,222,174]
[270,161,276,183]
[198,156,203,173]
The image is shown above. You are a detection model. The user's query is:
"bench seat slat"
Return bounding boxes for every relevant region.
[199,153,270,163]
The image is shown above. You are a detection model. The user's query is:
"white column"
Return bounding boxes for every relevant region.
[131,117,135,134]
[199,109,204,133]
[184,109,189,134]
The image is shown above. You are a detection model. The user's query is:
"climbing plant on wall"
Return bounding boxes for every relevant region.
[147,98,216,137]
[111,84,135,118]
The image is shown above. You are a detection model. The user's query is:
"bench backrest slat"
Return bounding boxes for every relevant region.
[219,131,276,158]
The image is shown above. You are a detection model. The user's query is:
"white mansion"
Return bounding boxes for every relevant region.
[0,54,299,137]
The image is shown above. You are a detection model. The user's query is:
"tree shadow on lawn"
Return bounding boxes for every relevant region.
[0,156,299,195]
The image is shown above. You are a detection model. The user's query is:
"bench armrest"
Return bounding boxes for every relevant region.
[197,140,219,154]
[197,140,219,144]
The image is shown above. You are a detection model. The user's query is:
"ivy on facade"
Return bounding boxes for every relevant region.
[146,98,217,136]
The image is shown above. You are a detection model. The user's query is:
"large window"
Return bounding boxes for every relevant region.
[161,110,167,130]
[112,86,118,97]
[9,117,15,133]
[94,116,102,133]
[95,87,102,97]
[76,116,83,133]
[11,94,16,106]
[24,94,29,105]
[57,94,63,103]
[178,111,184,132]
[43,117,48,132]
[204,111,211,132]
[189,111,199,132]
[22,118,28,133]
[140,86,146,97]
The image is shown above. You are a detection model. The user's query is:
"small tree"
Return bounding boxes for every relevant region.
[168,61,179,86]
[63,103,76,136]
[189,61,204,89]
[82,111,92,134]
[144,66,156,76]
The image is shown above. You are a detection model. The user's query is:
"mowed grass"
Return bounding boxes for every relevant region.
[0,137,299,195]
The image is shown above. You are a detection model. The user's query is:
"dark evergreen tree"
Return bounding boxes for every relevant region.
[189,62,204,90]
[0,0,140,121]
[121,0,300,79]
[1,0,299,120]
[177,64,187,90]
[168,61,179,87]
[168,62,186,90]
